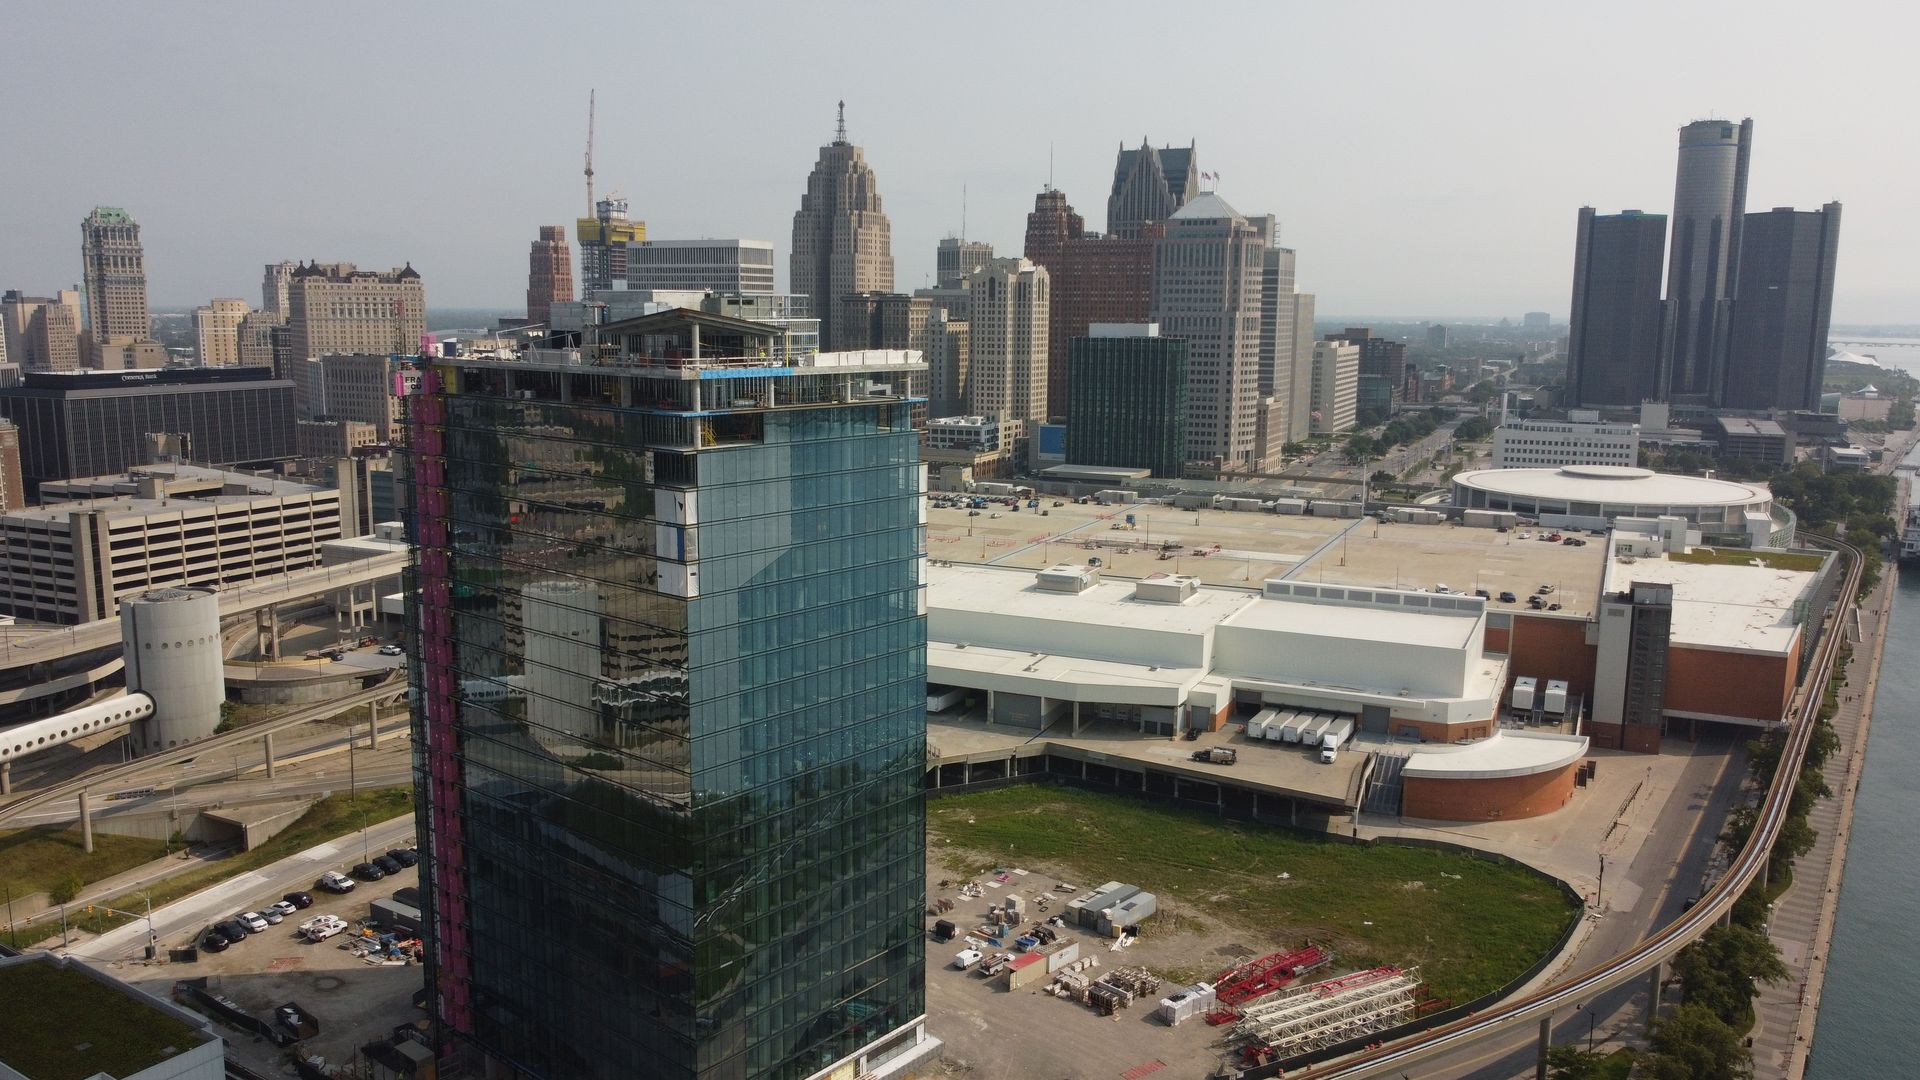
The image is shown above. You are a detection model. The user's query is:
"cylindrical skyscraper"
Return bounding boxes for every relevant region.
[1664,118,1752,402]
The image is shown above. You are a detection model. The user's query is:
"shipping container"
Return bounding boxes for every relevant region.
[1005,951,1051,990]
[1046,942,1082,972]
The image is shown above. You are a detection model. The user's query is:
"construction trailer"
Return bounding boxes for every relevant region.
[1100,892,1157,937]
[1065,881,1125,927]
[1075,883,1139,929]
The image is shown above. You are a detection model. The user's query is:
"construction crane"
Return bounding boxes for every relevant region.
[584,89,596,216]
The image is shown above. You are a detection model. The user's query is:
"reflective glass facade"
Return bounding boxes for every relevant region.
[408,362,927,1080]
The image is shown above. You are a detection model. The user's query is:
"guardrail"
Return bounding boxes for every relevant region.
[1262,534,1863,1078]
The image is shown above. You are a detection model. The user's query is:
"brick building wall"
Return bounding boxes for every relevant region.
[1403,762,1581,821]
[1664,639,1798,725]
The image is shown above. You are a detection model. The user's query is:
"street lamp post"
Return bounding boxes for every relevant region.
[1597,852,1606,910]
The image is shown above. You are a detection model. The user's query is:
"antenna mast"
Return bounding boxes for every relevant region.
[584,89,597,215]
[835,100,847,144]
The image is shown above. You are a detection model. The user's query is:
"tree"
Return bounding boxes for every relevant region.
[1455,416,1495,442]
[1642,1002,1752,1080]
[48,873,85,907]
[1370,470,1398,486]
[1546,1046,1619,1080]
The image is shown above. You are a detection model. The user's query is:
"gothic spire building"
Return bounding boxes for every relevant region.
[791,102,894,350]
[1106,139,1198,238]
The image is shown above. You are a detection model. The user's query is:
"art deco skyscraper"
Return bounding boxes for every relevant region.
[1151,192,1267,472]
[791,102,894,350]
[1107,140,1198,238]
[1664,118,1752,402]
[80,206,150,346]
[1568,208,1671,409]
[1723,203,1841,411]
[526,226,574,326]
[935,238,993,291]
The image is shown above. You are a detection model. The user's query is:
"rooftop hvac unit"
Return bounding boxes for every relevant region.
[1134,574,1198,604]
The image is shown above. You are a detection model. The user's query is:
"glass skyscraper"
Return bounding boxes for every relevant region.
[406,310,931,1080]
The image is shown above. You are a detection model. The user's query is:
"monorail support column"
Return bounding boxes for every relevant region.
[1,762,10,796]
[1535,1014,1552,1080]
[1644,961,1664,1029]
[1072,700,1082,736]
[263,732,276,779]
[79,790,94,854]
[369,703,381,749]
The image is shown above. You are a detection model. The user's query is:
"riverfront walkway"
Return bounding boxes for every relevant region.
[1748,552,1896,1076]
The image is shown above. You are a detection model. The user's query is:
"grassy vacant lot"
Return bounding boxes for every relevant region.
[0,827,167,901]
[0,958,208,1080]
[60,786,414,938]
[929,786,1577,1005]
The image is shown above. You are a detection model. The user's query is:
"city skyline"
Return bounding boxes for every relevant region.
[1,2,1911,322]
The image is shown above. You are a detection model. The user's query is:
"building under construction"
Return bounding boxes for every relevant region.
[577,195,645,292]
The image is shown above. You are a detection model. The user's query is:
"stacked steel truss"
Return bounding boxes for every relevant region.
[1232,966,1422,1055]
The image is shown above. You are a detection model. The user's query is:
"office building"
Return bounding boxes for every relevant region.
[1107,139,1198,237]
[1665,118,1753,402]
[791,103,894,350]
[1151,193,1267,471]
[1022,188,1084,273]
[1041,244,1156,420]
[1723,203,1841,411]
[1065,324,1187,479]
[627,239,775,295]
[577,195,646,293]
[962,258,1049,443]
[527,226,575,326]
[1426,324,1450,349]
[288,353,421,441]
[262,260,297,319]
[405,308,932,1080]
[0,464,341,623]
[0,367,296,490]
[192,298,251,366]
[1708,416,1793,468]
[1491,418,1640,469]
[1523,311,1552,331]
[0,420,22,512]
[284,262,426,365]
[236,310,280,367]
[297,416,380,460]
[1,289,83,372]
[80,206,151,351]
[1311,339,1359,434]
[936,238,994,290]
[1331,328,1409,415]
[836,292,926,352]
[1566,208,1670,409]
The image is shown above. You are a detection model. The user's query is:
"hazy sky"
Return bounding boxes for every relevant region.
[4,1,1915,322]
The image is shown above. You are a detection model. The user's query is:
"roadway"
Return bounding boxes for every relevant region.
[1292,534,1861,1078]
[71,814,419,964]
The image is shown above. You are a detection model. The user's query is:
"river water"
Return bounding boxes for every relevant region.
[1803,439,1920,1078]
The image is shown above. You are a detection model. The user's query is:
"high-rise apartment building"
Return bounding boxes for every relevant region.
[935,238,993,291]
[1065,324,1188,479]
[79,207,150,350]
[1,290,83,373]
[1285,292,1317,439]
[284,262,426,366]
[1254,246,1315,465]
[1723,203,1841,412]
[405,309,931,1080]
[1334,328,1409,415]
[192,298,251,366]
[791,104,894,351]
[1107,140,1198,237]
[1311,340,1359,434]
[526,226,575,326]
[1664,118,1752,402]
[262,261,297,320]
[236,311,280,367]
[626,239,775,295]
[577,195,646,293]
[1567,208,1670,409]
[1151,193,1267,471]
[962,258,1049,442]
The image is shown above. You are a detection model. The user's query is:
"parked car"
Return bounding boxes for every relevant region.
[372,855,403,876]
[216,920,253,944]
[200,931,231,953]
[1472,589,1490,599]
[269,900,299,919]
[260,907,285,924]
[239,912,270,933]
[301,914,349,942]
[1498,591,1518,604]
[384,848,419,868]
[282,891,314,909]
[317,871,356,893]
[351,862,386,882]
[378,644,404,656]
